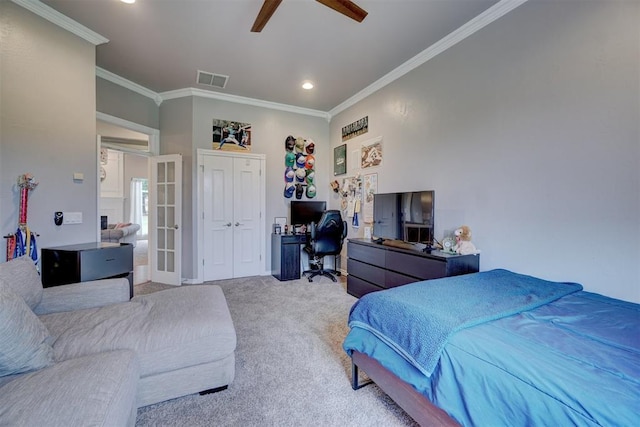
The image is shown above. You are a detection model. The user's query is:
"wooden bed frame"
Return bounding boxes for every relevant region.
[351,351,460,427]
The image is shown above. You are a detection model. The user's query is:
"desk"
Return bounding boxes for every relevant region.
[271,233,307,281]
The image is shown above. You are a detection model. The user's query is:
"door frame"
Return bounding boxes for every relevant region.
[196,148,266,283]
[95,113,160,285]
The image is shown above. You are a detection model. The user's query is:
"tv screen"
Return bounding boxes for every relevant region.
[290,201,327,226]
[372,191,434,243]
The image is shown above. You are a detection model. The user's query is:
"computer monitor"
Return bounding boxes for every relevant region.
[290,201,326,226]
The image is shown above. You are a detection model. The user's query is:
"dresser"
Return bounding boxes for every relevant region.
[41,242,134,297]
[347,238,480,298]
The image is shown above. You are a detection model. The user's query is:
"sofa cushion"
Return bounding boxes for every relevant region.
[0,255,43,309]
[40,285,236,377]
[0,350,139,427]
[0,279,54,377]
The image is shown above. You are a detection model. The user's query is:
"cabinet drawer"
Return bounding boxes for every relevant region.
[386,251,445,280]
[347,275,383,298]
[348,242,385,266]
[348,258,385,287]
[79,245,133,281]
[385,270,419,288]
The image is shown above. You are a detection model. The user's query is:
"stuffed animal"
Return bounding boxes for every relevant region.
[453,225,477,255]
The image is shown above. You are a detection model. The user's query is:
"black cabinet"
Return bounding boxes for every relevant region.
[271,233,308,281]
[41,242,134,297]
[347,238,479,298]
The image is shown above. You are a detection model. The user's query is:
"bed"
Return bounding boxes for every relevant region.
[343,269,640,426]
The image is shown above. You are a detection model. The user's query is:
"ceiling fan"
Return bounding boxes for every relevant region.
[251,0,368,32]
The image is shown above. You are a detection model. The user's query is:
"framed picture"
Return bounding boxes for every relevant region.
[361,136,383,169]
[274,217,287,228]
[213,118,252,152]
[334,144,347,176]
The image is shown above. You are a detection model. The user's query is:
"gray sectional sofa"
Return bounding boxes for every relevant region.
[0,256,237,426]
[101,223,141,246]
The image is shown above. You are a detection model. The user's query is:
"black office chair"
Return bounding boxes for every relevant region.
[303,210,347,282]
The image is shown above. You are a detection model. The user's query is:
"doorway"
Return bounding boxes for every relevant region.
[97,113,158,285]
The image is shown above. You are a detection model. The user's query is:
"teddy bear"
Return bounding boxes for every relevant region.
[453,225,477,255]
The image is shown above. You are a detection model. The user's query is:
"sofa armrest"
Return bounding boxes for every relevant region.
[33,278,131,315]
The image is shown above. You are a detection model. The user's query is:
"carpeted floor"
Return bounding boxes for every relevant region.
[134,275,417,426]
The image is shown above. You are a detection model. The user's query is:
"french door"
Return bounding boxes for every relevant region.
[149,155,182,285]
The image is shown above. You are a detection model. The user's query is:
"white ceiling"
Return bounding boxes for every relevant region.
[40,0,503,113]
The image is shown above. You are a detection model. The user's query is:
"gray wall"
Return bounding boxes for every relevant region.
[331,0,639,302]
[1,2,99,249]
[3,0,637,303]
[97,77,160,130]
[158,97,194,276]
[187,96,330,278]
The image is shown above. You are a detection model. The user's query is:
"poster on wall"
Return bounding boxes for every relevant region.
[334,144,347,176]
[363,173,377,224]
[212,118,252,151]
[361,136,383,169]
[342,116,368,141]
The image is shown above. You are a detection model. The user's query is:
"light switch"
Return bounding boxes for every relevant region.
[73,172,84,181]
[63,212,83,224]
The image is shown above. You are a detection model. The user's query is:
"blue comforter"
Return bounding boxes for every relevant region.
[346,269,583,377]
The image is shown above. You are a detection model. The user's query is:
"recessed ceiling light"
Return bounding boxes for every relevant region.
[302,81,314,90]
[121,0,135,4]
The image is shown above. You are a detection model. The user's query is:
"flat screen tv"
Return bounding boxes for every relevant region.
[372,191,434,244]
[290,200,327,226]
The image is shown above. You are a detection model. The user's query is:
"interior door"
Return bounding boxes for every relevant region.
[202,155,234,280]
[201,153,263,281]
[232,157,263,277]
[149,154,182,285]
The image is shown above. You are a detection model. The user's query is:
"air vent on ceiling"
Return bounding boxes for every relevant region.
[197,70,229,88]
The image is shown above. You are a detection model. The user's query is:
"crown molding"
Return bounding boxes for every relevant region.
[11,0,108,45]
[96,112,159,137]
[96,67,163,106]
[328,0,529,117]
[29,0,526,121]
[160,88,331,121]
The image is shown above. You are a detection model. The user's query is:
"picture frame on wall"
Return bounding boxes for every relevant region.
[212,118,252,152]
[334,144,347,176]
[361,136,383,169]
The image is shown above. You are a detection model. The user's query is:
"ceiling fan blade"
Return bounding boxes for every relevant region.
[251,0,283,32]
[316,0,368,23]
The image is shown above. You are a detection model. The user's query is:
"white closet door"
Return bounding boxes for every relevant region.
[232,157,263,277]
[202,155,234,280]
[200,150,265,281]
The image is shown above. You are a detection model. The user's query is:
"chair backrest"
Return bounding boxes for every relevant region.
[308,210,347,256]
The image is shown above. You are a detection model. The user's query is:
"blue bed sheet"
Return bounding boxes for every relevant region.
[347,269,582,377]
[343,288,640,426]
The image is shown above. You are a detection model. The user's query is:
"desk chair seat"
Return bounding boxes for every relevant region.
[302,210,347,282]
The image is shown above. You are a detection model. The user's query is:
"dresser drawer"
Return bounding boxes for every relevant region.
[385,270,419,288]
[79,244,133,281]
[347,275,383,298]
[386,250,445,280]
[348,241,385,266]
[348,258,385,287]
